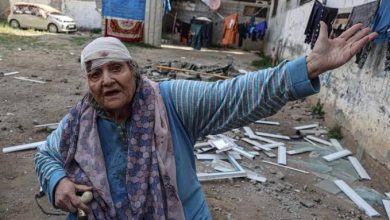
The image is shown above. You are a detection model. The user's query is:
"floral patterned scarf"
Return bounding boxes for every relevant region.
[59,77,185,219]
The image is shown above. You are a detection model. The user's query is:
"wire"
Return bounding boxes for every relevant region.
[34,191,66,216]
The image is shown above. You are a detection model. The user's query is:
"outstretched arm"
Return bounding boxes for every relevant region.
[307,22,377,79]
[162,23,376,140]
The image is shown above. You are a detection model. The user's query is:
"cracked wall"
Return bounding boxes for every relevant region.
[266,0,390,168]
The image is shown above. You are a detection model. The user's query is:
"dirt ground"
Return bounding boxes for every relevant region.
[1,29,389,220]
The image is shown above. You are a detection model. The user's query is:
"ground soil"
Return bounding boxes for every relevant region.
[0,30,389,220]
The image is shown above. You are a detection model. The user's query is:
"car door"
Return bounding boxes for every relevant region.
[28,6,47,30]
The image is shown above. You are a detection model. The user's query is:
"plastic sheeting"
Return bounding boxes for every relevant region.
[102,0,145,20]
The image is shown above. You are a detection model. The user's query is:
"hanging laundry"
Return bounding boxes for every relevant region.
[304,0,338,49]
[247,16,256,41]
[189,17,213,50]
[255,21,267,40]
[190,23,203,50]
[385,42,390,71]
[238,23,247,47]
[355,42,372,69]
[346,1,378,29]
[331,7,352,38]
[175,20,191,44]
[222,13,239,45]
[371,0,390,44]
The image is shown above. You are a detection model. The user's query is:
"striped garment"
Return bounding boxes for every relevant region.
[164,57,319,139]
[35,56,320,218]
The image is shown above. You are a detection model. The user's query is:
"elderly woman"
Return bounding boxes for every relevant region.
[35,22,376,219]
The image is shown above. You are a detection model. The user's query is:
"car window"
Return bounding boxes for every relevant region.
[13,5,23,14]
[49,12,63,15]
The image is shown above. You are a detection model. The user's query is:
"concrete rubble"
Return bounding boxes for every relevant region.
[140,59,242,82]
[193,120,387,218]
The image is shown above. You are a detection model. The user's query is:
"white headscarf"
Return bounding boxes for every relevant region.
[80,37,132,74]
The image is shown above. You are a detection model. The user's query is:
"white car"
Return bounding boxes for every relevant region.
[7,2,77,33]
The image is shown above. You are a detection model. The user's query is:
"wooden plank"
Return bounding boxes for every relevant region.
[2,141,46,153]
[241,138,271,151]
[232,147,255,159]
[304,137,319,146]
[197,170,247,181]
[197,147,214,153]
[156,65,231,79]
[306,135,333,146]
[334,180,380,217]
[253,133,279,143]
[277,146,287,165]
[383,200,390,220]
[255,131,290,140]
[243,126,255,137]
[258,142,284,149]
[262,151,277,158]
[298,129,328,136]
[248,151,260,156]
[14,76,46,84]
[220,135,255,159]
[293,123,319,130]
[347,156,371,180]
[194,142,210,149]
[212,159,235,172]
[244,168,267,183]
[34,123,59,128]
[323,149,352,161]
[4,71,19,76]
[208,139,229,150]
[262,160,309,174]
[330,139,344,151]
[195,153,241,160]
[255,120,280,126]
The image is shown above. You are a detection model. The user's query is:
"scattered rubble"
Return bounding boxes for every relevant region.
[193,119,387,218]
[140,59,243,82]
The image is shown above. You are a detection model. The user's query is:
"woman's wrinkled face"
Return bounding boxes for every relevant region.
[87,61,136,113]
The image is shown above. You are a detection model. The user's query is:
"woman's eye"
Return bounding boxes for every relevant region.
[88,71,102,80]
[111,64,122,72]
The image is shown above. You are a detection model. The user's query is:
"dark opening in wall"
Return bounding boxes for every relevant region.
[300,0,313,5]
[272,0,278,17]
[243,6,267,18]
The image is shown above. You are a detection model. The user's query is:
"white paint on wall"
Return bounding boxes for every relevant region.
[325,0,377,8]
[266,0,390,169]
[9,0,101,29]
[62,0,101,29]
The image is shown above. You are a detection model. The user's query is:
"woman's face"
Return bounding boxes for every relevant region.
[87,61,136,113]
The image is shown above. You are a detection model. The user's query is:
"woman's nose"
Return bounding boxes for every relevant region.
[102,69,115,85]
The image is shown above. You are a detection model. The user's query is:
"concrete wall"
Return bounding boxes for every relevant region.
[144,0,164,47]
[8,0,101,29]
[266,0,390,168]
[62,0,101,29]
[0,0,10,19]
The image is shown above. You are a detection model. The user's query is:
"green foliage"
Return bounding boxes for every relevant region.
[311,99,325,118]
[89,28,102,34]
[125,42,157,49]
[328,125,343,140]
[68,36,89,46]
[251,56,272,69]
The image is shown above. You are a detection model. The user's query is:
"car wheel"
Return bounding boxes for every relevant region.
[48,24,58,33]
[9,20,20,29]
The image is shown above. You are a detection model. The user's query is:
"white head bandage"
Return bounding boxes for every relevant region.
[80,37,132,74]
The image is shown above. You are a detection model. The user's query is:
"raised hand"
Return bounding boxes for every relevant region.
[306,21,378,79]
